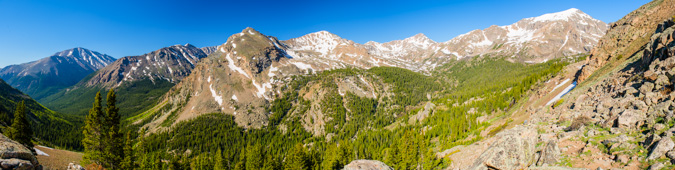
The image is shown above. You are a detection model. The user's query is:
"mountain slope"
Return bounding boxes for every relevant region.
[0,78,82,150]
[124,8,612,170]
[442,8,607,62]
[40,44,208,117]
[0,47,115,99]
[578,0,675,82]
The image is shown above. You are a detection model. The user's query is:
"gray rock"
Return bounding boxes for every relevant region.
[408,102,436,124]
[666,150,675,160]
[0,133,39,170]
[648,137,675,160]
[468,126,537,170]
[536,140,560,166]
[641,82,655,94]
[648,162,664,170]
[342,160,393,170]
[656,74,670,89]
[617,110,646,130]
[0,158,34,170]
[67,163,85,170]
[644,133,662,149]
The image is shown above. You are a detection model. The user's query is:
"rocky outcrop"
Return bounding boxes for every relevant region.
[342,160,393,170]
[468,126,537,170]
[0,133,40,170]
[408,102,435,124]
[577,0,675,82]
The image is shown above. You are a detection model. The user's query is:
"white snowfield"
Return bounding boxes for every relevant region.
[546,81,577,106]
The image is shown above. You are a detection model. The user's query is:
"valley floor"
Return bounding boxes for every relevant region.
[35,145,83,170]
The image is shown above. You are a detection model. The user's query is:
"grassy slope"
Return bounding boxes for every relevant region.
[40,79,174,118]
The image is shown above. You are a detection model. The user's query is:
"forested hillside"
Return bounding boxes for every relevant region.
[0,78,83,150]
[124,56,568,169]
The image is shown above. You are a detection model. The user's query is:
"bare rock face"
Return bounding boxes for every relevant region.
[578,0,675,82]
[408,102,436,124]
[342,160,393,170]
[0,134,40,170]
[468,126,537,170]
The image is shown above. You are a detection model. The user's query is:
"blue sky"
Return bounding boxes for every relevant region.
[0,0,650,67]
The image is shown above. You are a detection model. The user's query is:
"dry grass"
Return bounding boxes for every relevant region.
[35,146,83,170]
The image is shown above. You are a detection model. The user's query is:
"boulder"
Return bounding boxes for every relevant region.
[1,158,34,170]
[0,134,39,170]
[67,163,85,170]
[468,126,537,170]
[648,162,664,170]
[655,74,670,89]
[342,160,393,170]
[648,137,675,160]
[616,110,646,129]
[640,82,655,94]
[536,140,560,166]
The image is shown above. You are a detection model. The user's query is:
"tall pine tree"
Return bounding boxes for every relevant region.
[83,92,104,165]
[120,132,135,169]
[284,143,309,170]
[7,101,33,149]
[103,89,123,169]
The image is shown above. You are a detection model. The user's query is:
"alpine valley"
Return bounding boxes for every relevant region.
[1,1,674,169]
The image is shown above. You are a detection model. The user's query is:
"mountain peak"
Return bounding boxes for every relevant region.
[530,8,592,22]
[241,27,261,36]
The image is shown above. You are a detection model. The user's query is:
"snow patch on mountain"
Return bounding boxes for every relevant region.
[291,62,314,71]
[210,84,223,106]
[225,54,250,78]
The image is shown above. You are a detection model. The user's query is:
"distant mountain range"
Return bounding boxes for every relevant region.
[132,8,610,131]
[0,47,115,99]
[38,44,209,117]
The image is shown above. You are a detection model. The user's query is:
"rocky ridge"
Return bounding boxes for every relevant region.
[284,8,607,73]
[0,47,115,99]
[84,44,207,88]
[578,0,675,82]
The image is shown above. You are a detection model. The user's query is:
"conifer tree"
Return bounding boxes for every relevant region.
[121,132,135,169]
[7,101,33,148]
[214,149,226,170]
[246,143,263,170]
[234,147,247,170]
[83,92,104,165]
[284,143,308,170]
[103,89,123,169]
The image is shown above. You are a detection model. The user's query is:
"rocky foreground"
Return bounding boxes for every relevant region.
[0,133,41,170]
[445,16,675,170]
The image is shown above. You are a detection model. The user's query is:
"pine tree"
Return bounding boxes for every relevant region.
[284,143,308,170]
[7,101,33,149]
[0,110,10,126]
[246,144,263,170]
[103,89,123,169]
[234,147,247,170]
[262,154,280,170]
[83,92,104,166]
[322,144,341,170]
[121,132,135,169]
[214,149,226,170]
